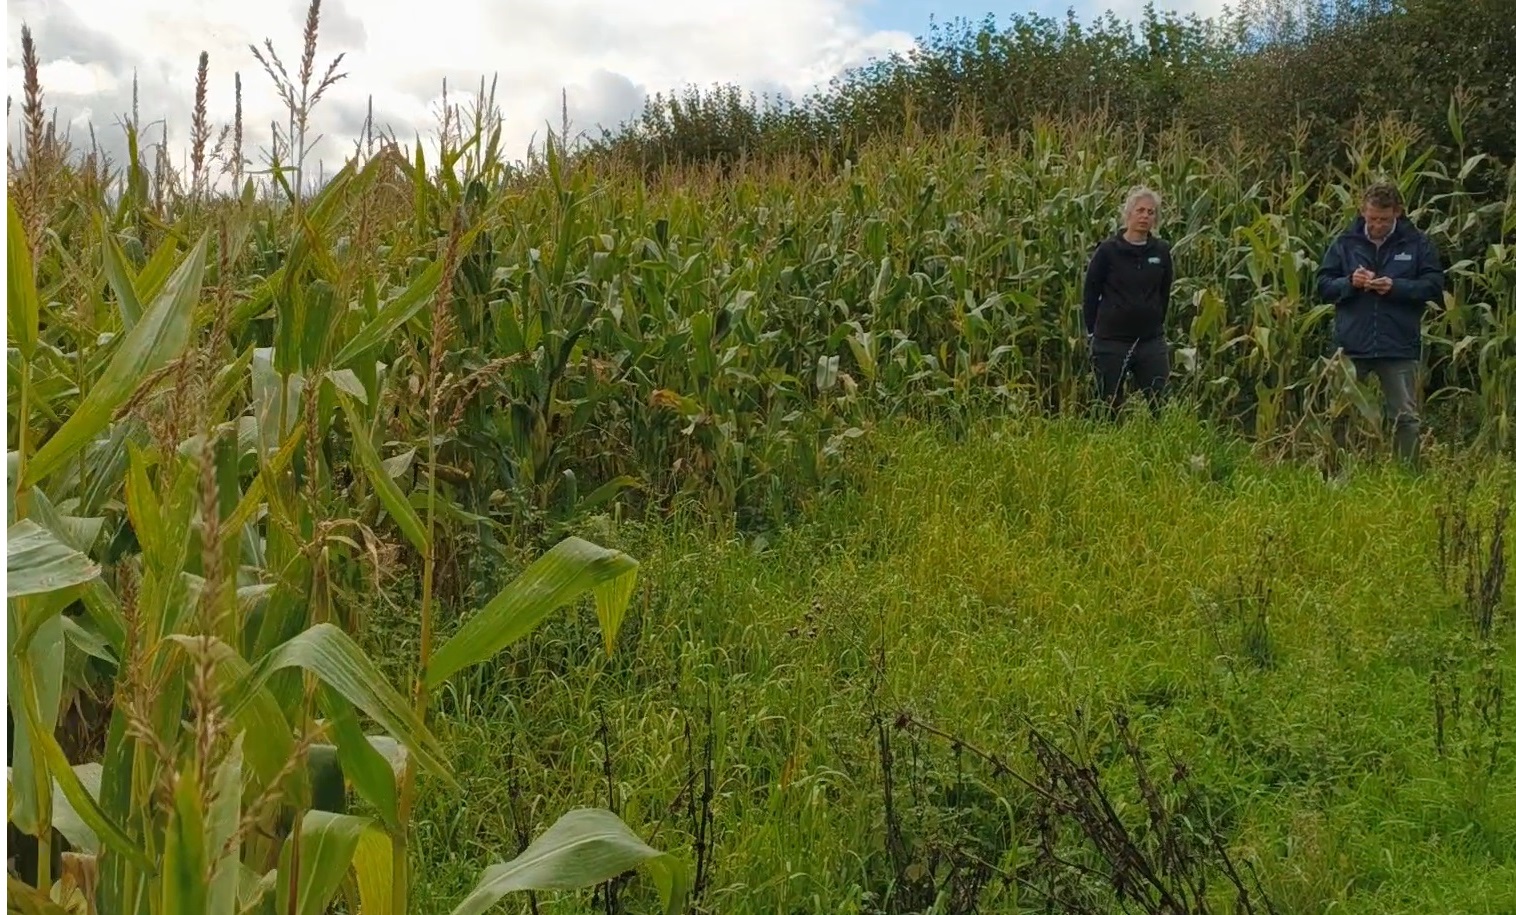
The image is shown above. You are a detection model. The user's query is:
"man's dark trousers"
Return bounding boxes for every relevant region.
[1340,356,1421,465]
[1091,335,1169,416]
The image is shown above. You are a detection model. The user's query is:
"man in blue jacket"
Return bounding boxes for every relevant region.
[1316,182,1444,465]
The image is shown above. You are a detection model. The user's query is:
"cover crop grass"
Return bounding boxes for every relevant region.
[402,413,1514,914]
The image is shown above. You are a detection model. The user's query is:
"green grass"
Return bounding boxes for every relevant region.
[387,409,1515,914]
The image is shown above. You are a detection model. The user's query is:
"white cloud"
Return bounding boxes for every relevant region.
[1084,0,1236,21]
[5,0,916,186]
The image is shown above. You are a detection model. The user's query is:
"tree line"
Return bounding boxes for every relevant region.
[577,0,1515,193]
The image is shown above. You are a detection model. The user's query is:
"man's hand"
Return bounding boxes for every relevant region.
[1351,266,1376,289]
[1369,276,1393,294]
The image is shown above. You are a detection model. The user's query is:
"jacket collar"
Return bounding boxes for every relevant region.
[1348,213,1410,245]
[1111,231,1159,253]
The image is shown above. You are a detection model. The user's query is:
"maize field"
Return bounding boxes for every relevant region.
[5,12,1516,915]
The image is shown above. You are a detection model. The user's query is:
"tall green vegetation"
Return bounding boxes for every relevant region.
[6,9,683,915]
[4,0,1514,912]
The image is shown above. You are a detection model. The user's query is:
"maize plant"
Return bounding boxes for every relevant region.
[5,179,685,912]
[6,9,684,914]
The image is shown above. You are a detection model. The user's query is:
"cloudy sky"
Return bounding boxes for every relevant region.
[5,0,1228,185]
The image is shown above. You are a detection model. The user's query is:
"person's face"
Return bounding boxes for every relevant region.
[1362,202,1399,241]
[1126,197,1156,233]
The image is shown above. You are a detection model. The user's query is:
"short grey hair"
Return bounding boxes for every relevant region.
[1122,185,1162,220]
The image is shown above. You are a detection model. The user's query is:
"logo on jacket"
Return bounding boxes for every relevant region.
[1147,256,1161,264]
[1394,252,1412,261]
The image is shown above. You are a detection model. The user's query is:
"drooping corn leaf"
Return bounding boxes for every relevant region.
[447,808,685,915]
[7,517,101,598]
[426,536,638,688]
[62,616,118,665]
[591,562,638,659]
[25,483,106,556]
[40,761,103,854]
[228,624,452,785]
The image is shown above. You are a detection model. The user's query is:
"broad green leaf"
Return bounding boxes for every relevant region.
[239,864,277,913]
[426,537,638,688]
[26,484,106,556]
[318,686,400,830]
[365,735,409,778]
[229,624,452,785]
[135,232,182,302]
[226,422,304,534]
[447,808,684,915]
[207,735,245,915]
[231,265,283,329]
[8,196,40,359]
[7,517,101,597]
[574,474,641,517]
[78,577,129,657]
[94,704,142,911]
[123,442,167,568]
[275,811,370,915]
[333,387,429,553]
[26,760,103,854]
[100,219,145,328]
[330,259,444,370]
[815,353,840,391]
[381,448,416,480]
[307,744,348,814]
[252,347,306,453]
[162,762,208,915]
[9,580,88,658]
[644,852,691,915]
[299,277,341,370]
[24,230,209,486]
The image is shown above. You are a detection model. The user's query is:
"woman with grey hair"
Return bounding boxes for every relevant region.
[1080,185,1175,416]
